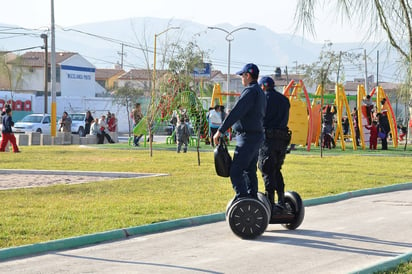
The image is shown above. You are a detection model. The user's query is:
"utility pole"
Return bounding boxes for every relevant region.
[293,61,298,74]
[117,43,126,69]
[285,66,289,82]
[364,49,368,93]
[376,50,379,86]
[50,0,57,137]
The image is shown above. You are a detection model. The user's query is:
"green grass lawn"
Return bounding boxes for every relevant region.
[0,141,411,249]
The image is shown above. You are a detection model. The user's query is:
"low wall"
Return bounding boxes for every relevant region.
[4,133,118,146]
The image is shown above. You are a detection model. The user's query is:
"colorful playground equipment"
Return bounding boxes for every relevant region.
[284,78,399,151]
[132,79,399,150]
[164,90,207,146]
[129,90,207,147]
[359,85,398,148]
[308,83,357,150]
[210,83,240,108]
[333,84,357,150]
[283,80,313,151]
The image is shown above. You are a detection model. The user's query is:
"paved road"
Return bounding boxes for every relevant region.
[1,189,412,274]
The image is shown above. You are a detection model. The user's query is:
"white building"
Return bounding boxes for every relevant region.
[1,52,135,132]
[5,51,104,97]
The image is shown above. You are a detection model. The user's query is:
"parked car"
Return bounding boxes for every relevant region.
[12,114,59,134]
[69,113,86,136]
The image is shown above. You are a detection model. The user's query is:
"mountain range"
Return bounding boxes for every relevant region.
[0,17,399,82]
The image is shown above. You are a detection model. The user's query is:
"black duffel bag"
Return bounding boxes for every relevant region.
[214,137,232,177]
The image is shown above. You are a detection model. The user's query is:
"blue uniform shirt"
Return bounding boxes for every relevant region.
[1,115,14,133]
[263,87,290,129]
[219,81,266,134]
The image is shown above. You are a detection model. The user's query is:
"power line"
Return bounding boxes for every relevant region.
[2,45,42,53]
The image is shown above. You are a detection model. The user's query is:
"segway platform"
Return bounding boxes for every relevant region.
[226,191,305,239]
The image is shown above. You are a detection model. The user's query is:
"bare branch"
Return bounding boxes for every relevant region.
[294,0,317,37]
[399,0,412,61]
[374,0,409,59]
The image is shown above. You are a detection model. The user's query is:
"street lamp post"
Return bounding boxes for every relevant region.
[208,26,256,108]
[40,34,48,114]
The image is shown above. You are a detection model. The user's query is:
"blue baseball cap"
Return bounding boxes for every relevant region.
[236,63,259,79]
[258,76,275,88]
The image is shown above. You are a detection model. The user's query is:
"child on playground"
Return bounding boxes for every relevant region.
[365,120,378,150]
[176,117,190,153]
[398,124,407,141]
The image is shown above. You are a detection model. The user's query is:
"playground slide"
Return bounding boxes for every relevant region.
[288,99,309,146]
[310,104,321,143]
[381,97,398,146]
[370,86,398,148]
[133,117,148,136]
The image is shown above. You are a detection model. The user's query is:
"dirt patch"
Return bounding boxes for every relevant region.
[0,170,167,190]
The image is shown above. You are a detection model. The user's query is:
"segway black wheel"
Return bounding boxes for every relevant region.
[227,198,270,239]
[281,191,305,230]
[225,196,236,219]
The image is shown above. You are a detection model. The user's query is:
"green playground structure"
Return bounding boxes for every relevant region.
[129,90,208,148]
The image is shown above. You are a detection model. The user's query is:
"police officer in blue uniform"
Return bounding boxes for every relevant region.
[257,76,291,210]
[213,63,266,200]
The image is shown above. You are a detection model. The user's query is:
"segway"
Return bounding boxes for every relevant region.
[226,191,305,239]
[214,138,304,239]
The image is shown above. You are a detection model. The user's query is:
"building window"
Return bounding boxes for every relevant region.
[47,67,61,83]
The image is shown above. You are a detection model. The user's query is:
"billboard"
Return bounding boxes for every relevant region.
[193,63,211,78]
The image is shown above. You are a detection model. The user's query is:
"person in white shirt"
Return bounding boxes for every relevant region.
[208,105,222,147]
[97,115,115,144]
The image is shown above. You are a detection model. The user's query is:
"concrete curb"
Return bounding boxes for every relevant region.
[349,252,412,274]
[303,182,412,207]
[1,182,412,273]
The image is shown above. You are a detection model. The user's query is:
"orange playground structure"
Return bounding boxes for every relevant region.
[211,80,398,151]
[284,80,398,151]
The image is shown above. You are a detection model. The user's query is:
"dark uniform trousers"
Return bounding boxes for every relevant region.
[230,132,264,199]
[258,129,290,204]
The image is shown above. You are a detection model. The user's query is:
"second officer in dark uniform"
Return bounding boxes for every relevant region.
[257,76,291,211]
[213,63,266,200]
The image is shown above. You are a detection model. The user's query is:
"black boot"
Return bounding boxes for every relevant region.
[265,191,275,205]
[266,191,279,215]
[277,191,285,208]
[273,191,291,215]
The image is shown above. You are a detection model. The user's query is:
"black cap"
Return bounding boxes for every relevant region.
[236,63,259,79]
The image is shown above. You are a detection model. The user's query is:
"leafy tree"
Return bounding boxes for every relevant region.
[167,41,207,92]
[129,21,182,156]
[300,42,363,92]
[0,53,24,100]
[129,21,209,157]
[147,40,208,157]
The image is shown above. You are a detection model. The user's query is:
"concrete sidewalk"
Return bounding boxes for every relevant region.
[1,186,412,273]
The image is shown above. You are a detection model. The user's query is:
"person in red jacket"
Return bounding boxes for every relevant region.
[0,107,20,153]
[107,113,117,132]
[365,120,378,150]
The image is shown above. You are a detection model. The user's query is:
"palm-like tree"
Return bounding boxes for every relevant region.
[295,0,411,61]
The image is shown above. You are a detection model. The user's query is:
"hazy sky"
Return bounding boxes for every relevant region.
[3,0,370,43]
